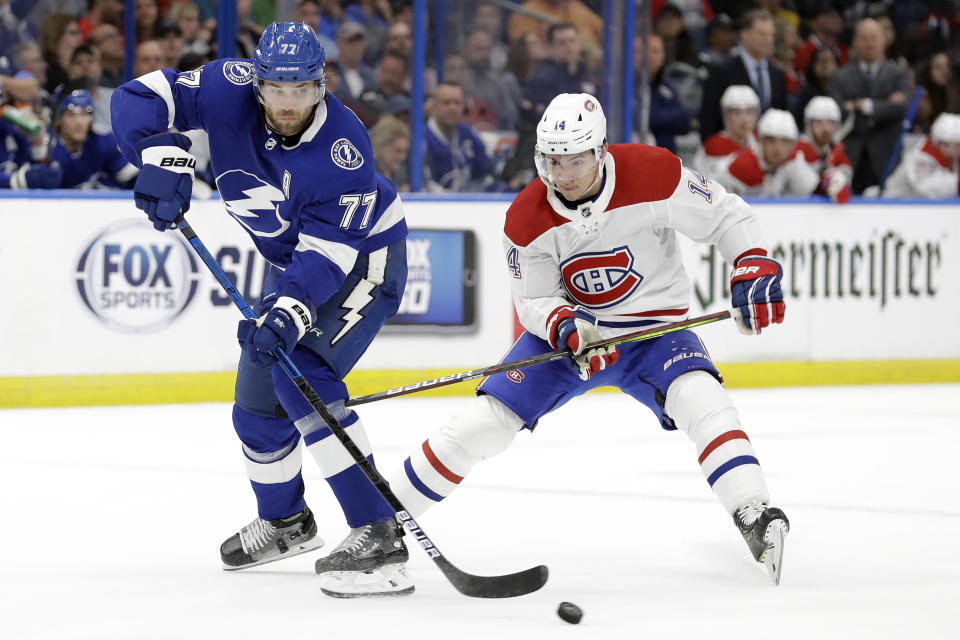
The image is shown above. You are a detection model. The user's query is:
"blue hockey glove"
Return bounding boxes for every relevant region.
[730,252,786,335]
[548,305,619,381]
[133,132,195,231]
[237,297,313,367]
[9,163,62,189]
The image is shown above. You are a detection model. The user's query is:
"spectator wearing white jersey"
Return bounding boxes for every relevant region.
[883,113,960,199]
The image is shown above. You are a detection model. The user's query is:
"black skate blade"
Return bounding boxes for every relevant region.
[763,520,787,585]
[438,558,549,598]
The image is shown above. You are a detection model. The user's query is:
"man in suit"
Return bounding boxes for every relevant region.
[699,9,786,140]
[832,18,910,194]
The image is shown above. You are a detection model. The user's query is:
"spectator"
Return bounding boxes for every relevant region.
[40,13,82,94]
[654,3,700,68]
[88,24,124,87]
[508,0,604,71]
[135,0,161,44]
[833,18,910,194]
[358,48,410,119]
[235,0,264,59]
[316,0,344,41]
[296,0,338,61]
[713,108,819,196]
[505,32,549,85]
[424,82,495,192]
[463,29,522,131]
[167,2,212,58]
[699,9,787,141]
[635,33,690,153]
[884,112,960,199]
[345,0,391,63]
[797,46,837,118]
[443,54,496,131]
[77,0,124,41]
[793,1,847,74]
[0,83,60,190]
[471,1,509,73]
[525,23,599,120]
[0,0,38,57]
[155,22,185,69]
[700,13,736,67]
[795,96,852,203]
[381,21,434,95]
[8,43,48,94]
[134,40,165,77]
[333,22,376,101]
[323,57,377,127]
[773,17,802,115]
[49,89,137,189]
[693,84,759,179]
[914,52,960,135]
[369,113,410,192]
[66,44,113,129]
[653,0,714,50]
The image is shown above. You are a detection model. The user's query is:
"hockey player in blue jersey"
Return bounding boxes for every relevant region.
[111,22,413,597]
[49,89,137,189]
[0,84,61,190]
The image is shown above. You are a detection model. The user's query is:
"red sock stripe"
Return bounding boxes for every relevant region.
[422,440,463,484]
[698,430,750,464]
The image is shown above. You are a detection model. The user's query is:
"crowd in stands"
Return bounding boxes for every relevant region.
[3,0,960,199]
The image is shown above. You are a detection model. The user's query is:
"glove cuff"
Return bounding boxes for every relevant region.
[273,296,312,341]
[733,248,768,266]
[546,305,575,350]
[8,164,28,190]
[141,145,196,176]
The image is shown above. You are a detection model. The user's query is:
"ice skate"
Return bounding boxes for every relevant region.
[315,518,414,598]
[221,506,324,570]
[734,500,789,585]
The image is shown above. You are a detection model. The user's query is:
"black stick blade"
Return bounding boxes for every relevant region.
[436,559,549,598]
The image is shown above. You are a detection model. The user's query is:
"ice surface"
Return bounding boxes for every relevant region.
[2,385,958,639]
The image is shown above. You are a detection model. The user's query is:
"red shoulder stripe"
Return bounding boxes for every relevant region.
[607,144,681,209]
[503,179,569,247]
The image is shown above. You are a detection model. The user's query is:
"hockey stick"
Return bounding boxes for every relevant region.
[347,310,733,407]
[880,86,926,189]
[177,222,547,599]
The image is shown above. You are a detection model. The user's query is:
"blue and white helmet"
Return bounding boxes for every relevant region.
[253,21,326,105]
[58,89,95,116]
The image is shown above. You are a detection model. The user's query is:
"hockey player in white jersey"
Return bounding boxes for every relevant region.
[693,85,760,179]
[883,112,960,198]
[794,96,852,203]
[714,108,819,198]
[388,93,790,584]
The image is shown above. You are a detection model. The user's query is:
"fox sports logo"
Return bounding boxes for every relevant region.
[75,219,200,332]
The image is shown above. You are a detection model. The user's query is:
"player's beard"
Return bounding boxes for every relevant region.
[264,106,314,136]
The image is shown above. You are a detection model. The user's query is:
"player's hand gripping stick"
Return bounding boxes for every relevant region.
[133,132,196,231]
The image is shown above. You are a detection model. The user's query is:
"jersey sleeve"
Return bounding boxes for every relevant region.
[110,63,215,166]
[655,165,766,264]
[273,171,406,312]
[903,152,960,198]
[503,234,572,343]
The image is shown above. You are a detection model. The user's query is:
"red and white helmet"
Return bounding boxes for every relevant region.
[535,93,607,189]
[930,113,960,144]
[720,85,760,113]
[757,109,799,141]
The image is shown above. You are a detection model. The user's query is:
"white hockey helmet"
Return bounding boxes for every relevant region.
[803,96,841,126]
[535,93,608,189]
[930,113,960,144]
[757,109,799,141]
[720,85,760,112]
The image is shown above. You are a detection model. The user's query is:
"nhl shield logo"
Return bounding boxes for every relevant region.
[560,246,644,308]
[223,60,254,85]
[331,138,364,170]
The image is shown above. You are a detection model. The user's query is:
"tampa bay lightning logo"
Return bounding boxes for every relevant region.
[216,169,291,238]
[331,138,364,170]
[222,60,255,85]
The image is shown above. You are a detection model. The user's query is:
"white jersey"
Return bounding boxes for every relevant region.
[692,130,758,182]
[504,144,765,341]
[712,146,819,197]
[883,136,960,199]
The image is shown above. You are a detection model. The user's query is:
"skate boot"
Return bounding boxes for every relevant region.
[734,500,790,585]
[221,506,324,570]
[314,518,414,598]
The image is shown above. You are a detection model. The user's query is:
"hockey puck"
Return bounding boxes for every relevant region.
[557,601,583,624]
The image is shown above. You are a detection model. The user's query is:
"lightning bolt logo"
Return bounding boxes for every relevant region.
[216,169,290,238]
[332,280,375,345]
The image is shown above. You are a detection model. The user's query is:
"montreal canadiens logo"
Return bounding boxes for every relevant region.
[560,246,643,308]
[506,370,525,383]
[223,60,254,85]
[584,99,595,111]
[331,138,364,170]
[75,219,199,332]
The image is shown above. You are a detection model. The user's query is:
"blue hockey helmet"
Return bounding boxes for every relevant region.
[58,89,95,116]
[253,22,326,105]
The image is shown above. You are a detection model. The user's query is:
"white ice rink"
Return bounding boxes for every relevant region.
[2,384,958,639]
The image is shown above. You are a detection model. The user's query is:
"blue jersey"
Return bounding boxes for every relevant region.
[110,59,407,313]
[0,119,32,188]
[423,118,493,192]
[50,130,138,189]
